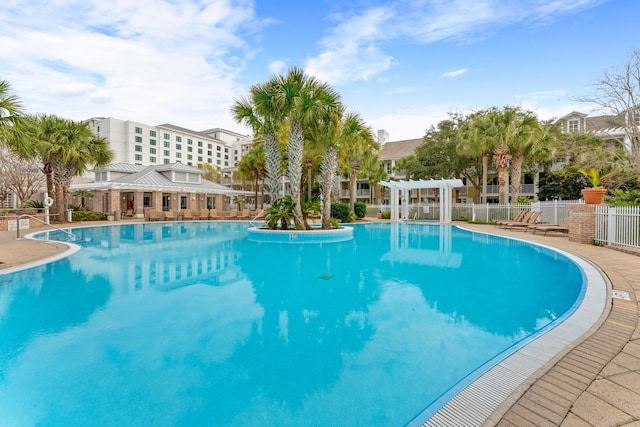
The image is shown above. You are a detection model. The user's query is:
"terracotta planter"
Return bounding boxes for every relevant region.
[581,188,608,204]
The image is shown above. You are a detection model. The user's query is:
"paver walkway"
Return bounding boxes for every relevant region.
[1,220,639,426]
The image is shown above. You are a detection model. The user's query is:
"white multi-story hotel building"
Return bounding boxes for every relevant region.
[85,117,253,169]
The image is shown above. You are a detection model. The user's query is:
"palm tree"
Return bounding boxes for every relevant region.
[231,82,283,204]
[26,115,112,221]
[337,112,376,214]
[273,67,341,229]
[458,110,496,203]
[0,79,29,157]
[196,162,221,183]
[237,143,266,209]
[504,109,542,199]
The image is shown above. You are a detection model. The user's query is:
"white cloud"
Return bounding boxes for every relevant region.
[368,104,455,141]
[304,0,605,85]
[0,0,264,130]
[441,68,469,78]
[268,60,287,75]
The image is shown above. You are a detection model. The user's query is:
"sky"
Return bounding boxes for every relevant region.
[1,0,639,141]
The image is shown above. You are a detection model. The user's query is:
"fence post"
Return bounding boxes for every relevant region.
[607,207,616,246]
[472,202,476,222]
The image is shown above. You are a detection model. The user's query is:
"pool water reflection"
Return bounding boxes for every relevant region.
[0,222,583,426]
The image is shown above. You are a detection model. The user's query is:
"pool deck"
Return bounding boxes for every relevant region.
[1,220,639,426]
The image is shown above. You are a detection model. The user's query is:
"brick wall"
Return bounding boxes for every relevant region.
[568,204,596,244]
[0,213,47,232]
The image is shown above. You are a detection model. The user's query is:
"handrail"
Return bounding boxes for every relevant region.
[16,214,78,241]
[249,209,265,227]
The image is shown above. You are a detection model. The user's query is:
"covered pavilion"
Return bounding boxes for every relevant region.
[379,179,465,223]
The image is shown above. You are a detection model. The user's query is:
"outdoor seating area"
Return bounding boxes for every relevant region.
[527,217,571,236]
[495,210,542,230]
[144,209,265,222]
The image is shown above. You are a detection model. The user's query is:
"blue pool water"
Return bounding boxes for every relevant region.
[0,222,584,426]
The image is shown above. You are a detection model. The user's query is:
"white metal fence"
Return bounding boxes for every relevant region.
[595,205,640,250]
[372,200,581,223]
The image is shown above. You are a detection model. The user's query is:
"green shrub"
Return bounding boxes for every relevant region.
[381,210,391,219]
[23,200,44,209]
[353,201,366,219]
[330,202,351,223]
[72,210,108,221]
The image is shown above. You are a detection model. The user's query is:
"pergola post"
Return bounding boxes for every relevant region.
[380,179,463,224]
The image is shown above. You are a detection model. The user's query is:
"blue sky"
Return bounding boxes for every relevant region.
[1,0,638,141]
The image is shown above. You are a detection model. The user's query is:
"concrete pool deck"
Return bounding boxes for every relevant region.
[1,220,639,426]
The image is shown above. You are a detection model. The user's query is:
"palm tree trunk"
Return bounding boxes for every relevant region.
[349,167,357,213]
[510,154,524,199]
[320,145,338,229]
[493,144,511,203]
[288,121,305,229]
[306,160,313,200]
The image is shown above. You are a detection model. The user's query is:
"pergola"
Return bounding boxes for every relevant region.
[379,179,465,223]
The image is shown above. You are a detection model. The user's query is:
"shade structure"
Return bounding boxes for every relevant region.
[379,179,464,223]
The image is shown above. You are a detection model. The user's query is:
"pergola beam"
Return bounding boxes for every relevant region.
[379,179,464,223]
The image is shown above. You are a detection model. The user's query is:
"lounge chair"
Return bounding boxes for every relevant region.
[495,210,527,226]
[182,209,194,221]
[125,209,134,218]
[147,210,160,221]
[504,211,541,230]
[209,209,220,220]
[164,211,176,221]
[198,209,210,220]
[238,209,251,220]
[497,211,533,228]
[227,210,238,219]
[528,217,570,236]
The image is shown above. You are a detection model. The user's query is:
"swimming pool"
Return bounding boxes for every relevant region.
[0,222,587,426]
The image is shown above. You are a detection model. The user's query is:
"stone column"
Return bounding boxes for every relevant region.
[134,191,144,215]
[568,204,596,244]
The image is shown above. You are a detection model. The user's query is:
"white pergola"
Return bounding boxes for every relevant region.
[379,179,465,223]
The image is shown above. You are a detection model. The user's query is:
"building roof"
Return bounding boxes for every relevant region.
[157,123,220,141]
[379,138,424,160]
[96,163,147,173]
[72,162,248,195]
[585,115,620,132]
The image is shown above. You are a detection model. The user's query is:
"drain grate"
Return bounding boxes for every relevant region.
[612,290,631,301]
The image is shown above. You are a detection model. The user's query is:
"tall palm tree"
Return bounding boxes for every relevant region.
[458,110,495,203]
[0,79,28,156]
[337,112,376,214]
[503,109,542,199]
[231,82,283,204]
[273,67,341,229]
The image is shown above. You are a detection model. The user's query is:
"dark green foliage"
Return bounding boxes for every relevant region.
[354,201,366,219]
[22,200,44,209]
[68,204,84,211]
[605,189,640,206]
[381,210,391,219]
[265,195,295,230]
[537,166,587,200]
[330,202,351,223]
[72,210,107,221]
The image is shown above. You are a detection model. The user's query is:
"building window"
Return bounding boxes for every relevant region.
[217,152,221,158]
[198,156,203,162]
[164,141,170,148]
[150,130,156,137]
[187,154,193,160]
[164,158,170,164]
[150,139,156,146]
[198,148,203,154]
[176,152,182,159]
[135,154,142,161]
[187,146,193,152]
[176,144,182,150]
[164,133,170,140]
[216,146,221,151]
[224,147,228,153]
[135,136,142,143]
[224,155,228,160]
[135,127,142,134]
[143,194,152,207]
[135,145,142,152]
[150,156,156,163]
[97,126,100,132]
[207,158,212,163]
[150,148,156,154]
[224,161,228,166]
[164,150,170,156]
[217,160,221,165]
[568,119,579,132]
[207,150,212,156]
[187,139,193,145]
[176,136,182,142]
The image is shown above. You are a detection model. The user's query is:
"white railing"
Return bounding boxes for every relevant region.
[369,200,582,223]
[595,205,640,250]
[339,189,371,198]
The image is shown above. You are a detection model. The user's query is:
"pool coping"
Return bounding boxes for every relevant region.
[410,225,609,427]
